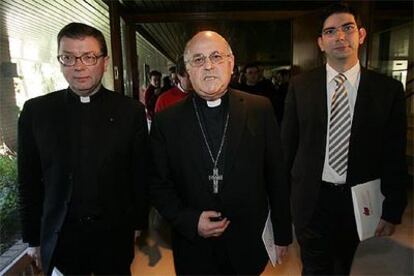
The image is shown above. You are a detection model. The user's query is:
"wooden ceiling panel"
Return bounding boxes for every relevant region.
[119,0,332,66]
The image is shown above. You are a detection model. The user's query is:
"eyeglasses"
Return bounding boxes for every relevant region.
[322,24,357,37]
[57,53,105,66]
[185,52,232,67]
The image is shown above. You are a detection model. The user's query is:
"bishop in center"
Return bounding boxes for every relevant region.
[149,30,292,275]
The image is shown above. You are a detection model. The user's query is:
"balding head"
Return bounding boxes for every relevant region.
[184,31,232,59]
[183,31,234,101]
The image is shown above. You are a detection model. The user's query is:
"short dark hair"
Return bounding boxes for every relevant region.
[319,3,361,35]
[149,70,162,78]
[176,56,187,77]
[162,75,171,85]
[242,62,260,73]
[58,22,108,56]
[168,66,176,73]
[277,69,290,78]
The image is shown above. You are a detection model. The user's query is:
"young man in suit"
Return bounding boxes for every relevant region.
[150,31,292,275]
[282,3,407,275]
[18,22,149,275]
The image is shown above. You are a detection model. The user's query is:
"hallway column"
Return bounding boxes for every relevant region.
[108,1,124,94]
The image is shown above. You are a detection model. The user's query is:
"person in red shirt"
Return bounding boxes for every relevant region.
[155,56,193,113]
[144,70,162,121]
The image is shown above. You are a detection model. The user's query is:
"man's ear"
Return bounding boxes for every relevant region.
[229,54,235,72]
[317,37,325,52]
[358,27,367,45]
[103,56,110,72]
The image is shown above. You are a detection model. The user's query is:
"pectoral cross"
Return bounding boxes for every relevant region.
[208,167,223,194]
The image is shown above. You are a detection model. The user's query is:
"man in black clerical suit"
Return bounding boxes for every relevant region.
[18,23,148,275]
[150,31,292,275]
[282,4,407,275]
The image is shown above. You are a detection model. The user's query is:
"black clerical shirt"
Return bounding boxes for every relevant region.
[193,92,229,155]
[193,92,229,197]
[65,88,105,221]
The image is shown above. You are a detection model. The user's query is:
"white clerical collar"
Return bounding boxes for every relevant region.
[206,98,222,107]
[78,84,102,104]
[80,96,90,103]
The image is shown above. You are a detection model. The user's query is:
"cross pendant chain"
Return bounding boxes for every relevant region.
[192,97,230,194]
[209,167,223,194]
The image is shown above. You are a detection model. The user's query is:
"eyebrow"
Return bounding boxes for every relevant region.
[60,50,96,55]
[191,50,221,56]
[323,22,356,30]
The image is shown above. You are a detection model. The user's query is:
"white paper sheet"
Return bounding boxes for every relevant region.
[52,267,64,276]
[351,178,385,241]
[262,211,277,266]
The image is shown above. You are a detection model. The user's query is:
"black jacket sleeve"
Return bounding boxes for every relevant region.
[18,100,43,247]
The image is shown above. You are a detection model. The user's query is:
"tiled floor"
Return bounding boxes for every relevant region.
[131,188,413,275]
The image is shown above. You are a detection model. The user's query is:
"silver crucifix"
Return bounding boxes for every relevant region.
[208,167,223,194]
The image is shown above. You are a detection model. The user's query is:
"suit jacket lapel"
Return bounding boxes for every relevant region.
[347,68,371,183]
[312,68,328,151]
[349,68,370,138]
[308,67,329,174]
[224,89,247,183]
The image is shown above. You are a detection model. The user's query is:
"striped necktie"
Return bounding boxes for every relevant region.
[328,73,351,176]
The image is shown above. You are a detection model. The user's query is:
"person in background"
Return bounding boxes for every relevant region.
[238,63,262,96]
[155,55,193,113]
[169,65,179,86]
[273,69,291,124]
[161,75,174,94]
[239,63,280,121]
[229,64,240,89]
[144,70,162,121]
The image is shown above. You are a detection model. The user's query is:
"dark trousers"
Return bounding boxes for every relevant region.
[173,236,243,276]
[172,231,268,275]
[296,182,360,275]
[173,237,267,276]
[51,218,134,275]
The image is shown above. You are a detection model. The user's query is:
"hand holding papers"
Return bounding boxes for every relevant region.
[351,179,385,241]
[375,219,396,237]
[275,245,288,265]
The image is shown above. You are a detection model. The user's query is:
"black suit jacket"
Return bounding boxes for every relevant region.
[149,89,292,273]
[282,67,407,232]
[18,87,149,272]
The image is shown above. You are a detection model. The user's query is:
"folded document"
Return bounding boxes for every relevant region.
[262,211,277,266]
[351,179,384,241]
